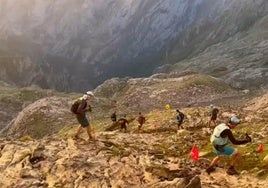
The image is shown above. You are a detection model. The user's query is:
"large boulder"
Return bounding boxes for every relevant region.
[3,96,73,138]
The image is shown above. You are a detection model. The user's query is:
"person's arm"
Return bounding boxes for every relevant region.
[221,129,250,145]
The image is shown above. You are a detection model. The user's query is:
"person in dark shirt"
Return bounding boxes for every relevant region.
[206,116,252,175]
[111,111,117,123]
[176,109,185,130]
[209,107,219,127]
[74,92,94,140]
[118,115,129,133]
[137,112,146,131]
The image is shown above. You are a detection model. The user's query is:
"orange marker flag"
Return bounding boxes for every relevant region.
[190,145,199,162]
[257,144,264,153]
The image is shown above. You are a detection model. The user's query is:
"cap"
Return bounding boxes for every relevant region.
[230,116,240,124]
[86,91,94,97]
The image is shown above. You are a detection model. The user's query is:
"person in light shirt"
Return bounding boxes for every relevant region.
[206,116,251,175]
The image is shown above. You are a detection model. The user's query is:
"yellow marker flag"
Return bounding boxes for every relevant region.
[165,104,171,110]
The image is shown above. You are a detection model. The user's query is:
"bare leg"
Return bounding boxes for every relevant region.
[86,125,92,139]
[210,156,221,167]
[226,151,242,175]
[138,124,142,131]
[74,125,83,138]
[206,156,221,174]
[230,151,242,167]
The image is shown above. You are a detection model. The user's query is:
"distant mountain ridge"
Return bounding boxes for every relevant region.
[0,0,267,91]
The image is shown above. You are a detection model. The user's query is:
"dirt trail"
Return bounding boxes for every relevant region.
[200,167,267,188]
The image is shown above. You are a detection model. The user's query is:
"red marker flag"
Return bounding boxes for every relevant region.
[190,145,199,162]
[257,144,264,153]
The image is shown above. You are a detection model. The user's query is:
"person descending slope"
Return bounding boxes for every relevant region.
[209,106,219,127]
[118,115,129,133]
[72,91,94,141]
[137,112,146,131]
[206,116,252,175]
[176,109,185,130]
[111,111,117,123]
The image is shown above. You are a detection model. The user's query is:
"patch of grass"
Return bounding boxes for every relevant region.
[25,114,67,139]
[182,74,231,91]
[145,74,232,93]
[19,135,33,141]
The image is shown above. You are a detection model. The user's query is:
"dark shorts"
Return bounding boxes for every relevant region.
[121,124,126,130]
[77,116,90,128]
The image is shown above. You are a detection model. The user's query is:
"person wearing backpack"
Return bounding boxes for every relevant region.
[176,109,185,130]
[206,116,252,175]
[72,91,94,141]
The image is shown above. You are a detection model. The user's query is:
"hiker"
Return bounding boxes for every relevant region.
[111,111,117,123]
[73,91,94,140]
[206,116,252,175]
[118,115,129,133]
[137,112,146,131]
[209,107,219,127]
[176,109,185,130]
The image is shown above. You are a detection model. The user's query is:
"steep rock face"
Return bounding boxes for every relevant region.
[168,14,268,89]
[0,0,267,91]
[0,56,41,87]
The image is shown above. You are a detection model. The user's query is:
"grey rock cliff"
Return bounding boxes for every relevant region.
[0,0,267,91]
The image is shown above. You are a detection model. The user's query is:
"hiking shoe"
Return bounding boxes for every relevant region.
[226,167,239,175]
[206,166,216,175]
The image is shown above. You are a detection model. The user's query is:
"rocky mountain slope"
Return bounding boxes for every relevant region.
[0,72,250,137]
[0,73,267,187]
[0,0,267,91]
[0,84,54,131]
[0,92,267,187]
[168,13,268,89]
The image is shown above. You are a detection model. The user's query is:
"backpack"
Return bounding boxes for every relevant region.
[70,99,81,114]
[177,112,184,122]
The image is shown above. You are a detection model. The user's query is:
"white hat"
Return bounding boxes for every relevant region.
[86,91,94,97]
